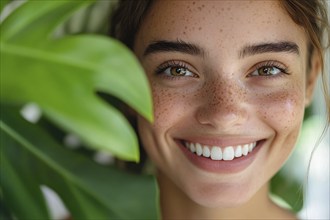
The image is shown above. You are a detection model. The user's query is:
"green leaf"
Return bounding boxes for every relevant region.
[0,0,10,15]
[1,107,159,219]
[0,149,50,219]
[0,0,93,44]
[270,171,303,212]
[0,0,153,162]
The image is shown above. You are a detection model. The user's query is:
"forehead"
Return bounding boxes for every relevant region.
[134,0,307,56]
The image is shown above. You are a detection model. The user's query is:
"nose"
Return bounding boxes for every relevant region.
[195,79,248,130]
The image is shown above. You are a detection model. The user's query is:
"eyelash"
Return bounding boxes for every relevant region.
[154,60,290,79]
[248,60,290,78]
[155,60,197,79]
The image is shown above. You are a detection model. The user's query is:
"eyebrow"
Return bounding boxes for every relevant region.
[239,41,300,58]
[143,40,205,57]
[143,40,299,59]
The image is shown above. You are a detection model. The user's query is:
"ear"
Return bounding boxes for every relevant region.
[305,51,321,107]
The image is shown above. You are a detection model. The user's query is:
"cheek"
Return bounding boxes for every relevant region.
[256,85,305,132]
[152,85,191,129]
[137,85,190,162]
[152,88,172,123]
[256,84,305,167]
[248,84,307,191]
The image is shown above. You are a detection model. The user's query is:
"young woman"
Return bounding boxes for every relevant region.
[110,0,330,219]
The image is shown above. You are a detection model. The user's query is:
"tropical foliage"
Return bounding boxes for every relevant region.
[0,1,158,219]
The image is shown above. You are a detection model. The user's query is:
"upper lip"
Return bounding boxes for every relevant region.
[176,136,264,147]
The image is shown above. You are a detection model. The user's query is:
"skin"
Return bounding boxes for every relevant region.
[133,0,320,219]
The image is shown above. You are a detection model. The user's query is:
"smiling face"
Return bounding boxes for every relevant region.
[133,0,318,208]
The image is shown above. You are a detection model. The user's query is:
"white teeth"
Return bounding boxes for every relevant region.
[248,143,253,152]
[202,146,211,157]
[223,146,235,160]
[196,143,203,156]
[210,146,222,160]
[235,145,242,157]
[184,141,257,161]
[189,143,196,153]
[242,144,249,156]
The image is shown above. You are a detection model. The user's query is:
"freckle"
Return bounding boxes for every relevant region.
[227,7,231,11]
[263,115,268,120]
[193,1,195,5]
[219,29,223,32]
[198,7,202,11]
[199,27,202,30]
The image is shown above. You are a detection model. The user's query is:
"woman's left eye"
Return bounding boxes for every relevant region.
[249,63,287,77]
[250,66,282,76]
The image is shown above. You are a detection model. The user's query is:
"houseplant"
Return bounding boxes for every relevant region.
[0,1,158,219]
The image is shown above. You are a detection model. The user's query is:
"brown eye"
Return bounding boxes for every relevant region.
[251,66,282,76]
[170,67,187,76]
[163,66,195,77]
[258,66,280,76]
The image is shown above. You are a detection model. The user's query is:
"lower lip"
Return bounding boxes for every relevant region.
[178,140,264,174]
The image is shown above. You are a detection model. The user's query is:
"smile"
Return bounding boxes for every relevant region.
[184,141,257,161]
[179,139,264,173]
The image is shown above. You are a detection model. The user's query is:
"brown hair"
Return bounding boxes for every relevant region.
[110,0,153,50]
[280,0,330,123]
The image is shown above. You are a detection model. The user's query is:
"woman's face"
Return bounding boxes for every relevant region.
[134,0,316,207]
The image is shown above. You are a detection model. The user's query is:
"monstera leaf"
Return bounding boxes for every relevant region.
[0,0,153,162]
[1,107,159,219]
[0,1,158,219]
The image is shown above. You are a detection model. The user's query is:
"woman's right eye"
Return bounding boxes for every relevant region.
[163,66,195,77]
[155,61,198,79]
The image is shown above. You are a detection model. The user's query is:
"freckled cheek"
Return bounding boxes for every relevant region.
[256,88,305,132]
[151,87,191,129]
